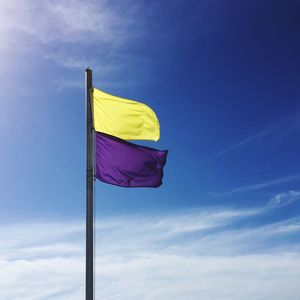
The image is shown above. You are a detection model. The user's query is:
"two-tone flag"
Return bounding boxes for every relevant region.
[92,88,167,188]
[84,68,166,300]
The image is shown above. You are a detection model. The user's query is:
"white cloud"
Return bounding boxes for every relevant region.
[0,0,131,46]
[213,173,300,197]
[267,190,300,208]
[96,253,300,300]
[215,126,273,156]
[215,117,299,157]
[0,0,146,88]
[0,206,300,299]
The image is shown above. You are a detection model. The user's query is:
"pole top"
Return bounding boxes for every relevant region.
[85,67,92,72]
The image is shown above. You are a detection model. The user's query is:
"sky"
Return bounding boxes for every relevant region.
[0,0,300,299]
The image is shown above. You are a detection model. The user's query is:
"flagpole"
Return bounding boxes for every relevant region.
[85,68,94,300]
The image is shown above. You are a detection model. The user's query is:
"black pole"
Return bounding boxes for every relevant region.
[85,68,94,300]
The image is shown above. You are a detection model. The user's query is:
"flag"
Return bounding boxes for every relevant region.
[95,132,168,187]
[92,88,160,141]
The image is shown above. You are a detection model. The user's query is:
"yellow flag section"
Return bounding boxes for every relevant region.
[92,88,160,141]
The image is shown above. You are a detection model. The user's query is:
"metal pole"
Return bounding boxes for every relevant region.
[85,68,94,300]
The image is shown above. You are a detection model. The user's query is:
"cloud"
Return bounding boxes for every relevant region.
[212,173,300,197]
[215,117,299,157]
[215,126,273,156]
[0,0,147,88]
[0,206,300,299]
[267,190,300,208]
[0,0,131,47]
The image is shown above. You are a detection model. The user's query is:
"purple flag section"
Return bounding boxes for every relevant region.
[95,132,168,187]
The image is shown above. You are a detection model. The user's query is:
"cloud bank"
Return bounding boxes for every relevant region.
[0,205,300,300]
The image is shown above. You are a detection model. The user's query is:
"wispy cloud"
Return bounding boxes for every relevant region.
[215,117,299,156]
[215,126,274,156]
[212,173,300,197]
[0,0,148,88]
[267,190,300,208]
[0,0,132,48]
[0,205,300,300]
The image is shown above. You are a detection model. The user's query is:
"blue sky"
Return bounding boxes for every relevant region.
[0,0,300,299]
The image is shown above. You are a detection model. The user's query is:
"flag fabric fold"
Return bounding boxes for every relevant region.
[92,88,160,141]
[95,132,168,188]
